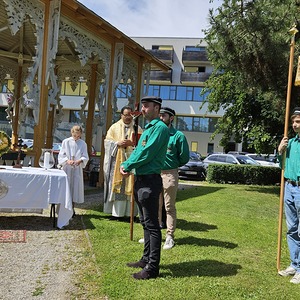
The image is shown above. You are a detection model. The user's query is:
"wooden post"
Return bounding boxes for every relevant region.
[130,59,144,241]
[86,63,97,156]
[33,1,51,166]
[98,42,116,188]
[277,24,298,271]
[11,65,23,148]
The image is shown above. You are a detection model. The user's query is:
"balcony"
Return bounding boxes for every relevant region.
[180,71,210,83]
[182,50,208,65]
[149,70,173,82]
[148,49,174,65]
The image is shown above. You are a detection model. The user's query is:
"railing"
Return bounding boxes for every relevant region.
[182,50,208,63]
[180,72,211,83]
[148,49,174,64]
[149,70,172,82]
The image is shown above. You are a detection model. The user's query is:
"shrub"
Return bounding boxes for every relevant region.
[206,164,281,185]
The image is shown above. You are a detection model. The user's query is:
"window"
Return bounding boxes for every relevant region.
[152,45,173,50]
[147,85,160,97]
[185,46,206,52]
[209,155,219,162]
[218,156,226,163]
[198,66,206,73]
[226,156,237,164]
[176,116,193,131]
[144,84,209,102]
[184,66,206,73]
[184,66,199,72]
[116,84,132,98]
[175,116,218,133]
[207,143,214,154]
[191,142,198,152]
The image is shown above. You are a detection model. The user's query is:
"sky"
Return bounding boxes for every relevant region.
[77,0,222,38]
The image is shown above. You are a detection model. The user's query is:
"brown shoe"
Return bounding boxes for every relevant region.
[126,261,147,268]
[132,268,159,280]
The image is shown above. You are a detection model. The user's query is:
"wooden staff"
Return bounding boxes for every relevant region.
[277,24,298,271]
[129,110,141,240]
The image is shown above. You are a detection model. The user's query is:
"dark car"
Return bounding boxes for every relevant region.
[178,151,206,180]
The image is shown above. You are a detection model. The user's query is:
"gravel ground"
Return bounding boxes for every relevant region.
[0,189,103,300]
[0,182,200,300]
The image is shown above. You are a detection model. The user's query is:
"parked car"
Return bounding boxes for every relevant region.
[203,153,260,168]
[245,153,279,167]
[227,151,249,155]
[178,151,206,180]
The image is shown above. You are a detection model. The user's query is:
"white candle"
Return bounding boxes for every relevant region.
[44,152,50,169]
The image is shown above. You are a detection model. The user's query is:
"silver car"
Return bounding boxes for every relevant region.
[245,154,279,167]
[203,153,260,168]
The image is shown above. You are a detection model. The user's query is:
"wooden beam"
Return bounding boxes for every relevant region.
[85,63,97,157]
[33,0,51,166]
[11,65,22,148]
[98,42,116,188]
[0,49,32,61]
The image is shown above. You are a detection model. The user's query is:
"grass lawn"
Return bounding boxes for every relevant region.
[78,182,298,300]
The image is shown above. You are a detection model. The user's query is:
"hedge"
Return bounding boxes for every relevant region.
[206,164,281,185]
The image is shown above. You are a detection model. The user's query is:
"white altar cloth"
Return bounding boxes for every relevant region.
[0,166,73,228]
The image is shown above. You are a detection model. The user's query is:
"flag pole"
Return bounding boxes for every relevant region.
[277,24,298,271]
[129,110,141,240]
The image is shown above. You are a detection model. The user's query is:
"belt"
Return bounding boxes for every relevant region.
[285,178,300,187]
[135,174,161,180]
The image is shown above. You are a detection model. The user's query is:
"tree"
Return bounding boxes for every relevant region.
[203,0,300,153]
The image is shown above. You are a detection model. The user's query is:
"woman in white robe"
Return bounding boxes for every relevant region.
[58,125,89,215]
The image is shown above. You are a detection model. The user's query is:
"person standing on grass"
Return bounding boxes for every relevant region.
[120,96,169,280]
[58,125,89,217]
[103,105,142,220]
[159,107,189,250]
[278,107,300,284]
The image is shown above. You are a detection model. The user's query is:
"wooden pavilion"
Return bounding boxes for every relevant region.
[0,0,168,184]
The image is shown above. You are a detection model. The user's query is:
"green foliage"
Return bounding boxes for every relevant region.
[206,163,281,184]
[0,131,11,156]
[203,0,300,153]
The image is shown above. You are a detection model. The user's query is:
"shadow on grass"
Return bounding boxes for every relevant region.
[161,259,242,277]
[177,218,217,232]
[244,185,280,196]
[176,236,238,249]
[176,185,226,202]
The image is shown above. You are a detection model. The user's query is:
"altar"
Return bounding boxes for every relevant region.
[0,166,73,229]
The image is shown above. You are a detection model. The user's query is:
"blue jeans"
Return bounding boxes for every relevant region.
[284,182,300,271]
[134,174,162,272]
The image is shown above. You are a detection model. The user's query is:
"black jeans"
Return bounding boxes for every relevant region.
[134,174,162,272]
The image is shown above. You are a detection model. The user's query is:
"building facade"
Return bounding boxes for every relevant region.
[126,37,227,156]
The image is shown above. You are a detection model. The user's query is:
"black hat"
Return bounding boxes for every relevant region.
[141,96,162,105]
[160,107,176,117]
[292,107,300,115]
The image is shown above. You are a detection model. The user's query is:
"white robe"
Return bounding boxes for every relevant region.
[58,137,89,203]
[103,119,142,217]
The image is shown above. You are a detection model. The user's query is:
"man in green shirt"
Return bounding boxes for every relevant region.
[278,107,300,284]
[159,107,189,250]
[120,96,169,280]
